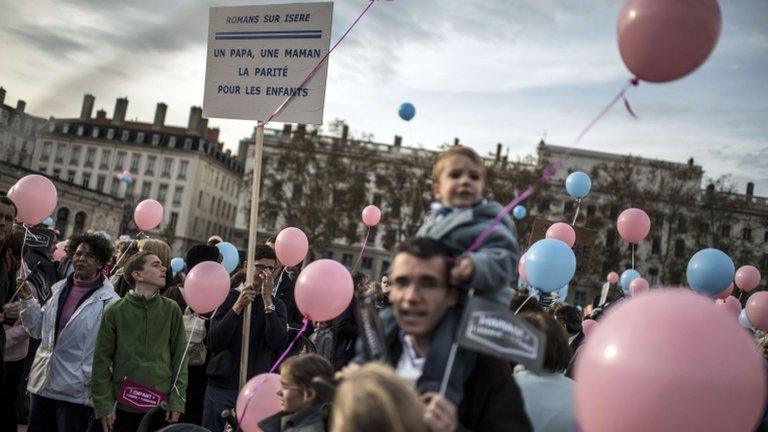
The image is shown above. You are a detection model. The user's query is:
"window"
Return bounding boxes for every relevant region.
[721,225,731,238]
[152,134,160,146]
[162,158,173,177]
[73,211,86,235]
[173,186,183,205]
[652,236,661,255]
[323,251,334,259]
[107,128,115,140]
[605,230,616,249]
[130,154,141,173]
[97,149,110,169]
[266,211,277,230]
[184,138,192,149]
[81,172,91,188]
[110,179,119,196]
[574,290,587,306]
[69,146,81,165]
[169,136,176,147]
[648,268,659,286]
[92,127,100,138]
[674,239,685,258]
[53,168,61,179]
[85,147,96,167]
[764,228,768,242]
[141,181,152,198]
[115,151,126,170]
[587,204,596,217]
[146,155,156,175]
[62,124,69,133]
[342,254,353,267]
[121,130,130,141]
[563,201,574,215]
[198,191,203,208]
[742,227,752,241]
[373,194,382,207]
[67,170,76,183]
[362,257,373,270]
[77,125,84,136]
[367,227,378,245]
[157,183,168,202]
[292,182,302,199]
[55,207,70,235]
[537,199,550,213]
[55,143,66,163]
[136,132,145,143]
[169,212,179,229]
[178,160,188,179]
[677,216,687,232]
[38,165,48,173]
[41,142,51,161]
[96,175,106,192]
[381,260,391,275]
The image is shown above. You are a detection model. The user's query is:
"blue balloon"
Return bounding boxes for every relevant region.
[398,102,416,121]
[686,248,735,295]
[170,257,185,275]
[739,309,753,329]
[620,269,641,295]
[43,217,54,227]
[512,205,527,219]
[565,171,591,199]
[523,239,577,293]
[216,241,240,274]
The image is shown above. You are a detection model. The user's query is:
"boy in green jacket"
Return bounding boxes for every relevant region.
[92,251,188,432]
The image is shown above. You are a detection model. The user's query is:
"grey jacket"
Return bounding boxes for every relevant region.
[417,201,519,304]
[259,403,327,432]
[21,275,119,406]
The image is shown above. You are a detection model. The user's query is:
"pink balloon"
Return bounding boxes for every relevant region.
[735,265,761,293]
[575,290,766,432]
[8,174,58,225]
[607,272,620,284]
[295,259,353,322]
[275,227,309,267]
[617,0,721,83]
[582,319,599,337]
[616,208,651,244]
[629,278,649,296]
[746,292,768,332]
[236,373,282,432]
[518,253,528,282]
[713,283,733,300]
[362,205,381,227]
[183,261,230,314]
[133,199,164,231]
[716,296,741,318]
[545,222,576,248]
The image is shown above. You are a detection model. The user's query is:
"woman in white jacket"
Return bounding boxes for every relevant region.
[20,233,118,432]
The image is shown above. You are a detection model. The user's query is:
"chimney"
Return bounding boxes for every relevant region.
[80,94,95,119]
[342,124,349,143]
[0,87,5,105]
[747,182,754,197]
[453,137,460,146]
[112,97,128,124]
[281,124,292,137]
[187,106,202,134]
[16,100,26,114]
[295,124,306,139]
[495,143,502,162]
[153,103,167,128]
[394,135,402,148]
[200,118,209,134]
[96,109,107,120]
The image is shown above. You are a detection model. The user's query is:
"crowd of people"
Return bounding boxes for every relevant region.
[1,144,767,432]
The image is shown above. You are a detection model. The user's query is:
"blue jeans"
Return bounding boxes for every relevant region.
[202,385,238,432]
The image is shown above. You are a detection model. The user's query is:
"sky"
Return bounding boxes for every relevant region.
[1,0,766,195]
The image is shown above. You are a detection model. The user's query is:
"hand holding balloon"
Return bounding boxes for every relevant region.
[450,257,474,287]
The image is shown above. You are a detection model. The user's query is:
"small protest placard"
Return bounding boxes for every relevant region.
[527,216,598,275]
[354,294,389,363]
[203,2,334,124]
[457,296,546,372]
[117,379,166,412]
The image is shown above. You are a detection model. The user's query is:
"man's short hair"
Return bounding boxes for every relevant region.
[0,194,18,216]
[185,244,220,271]
[432,145,486,181]
[124,251,154,287]
[254,244,276,261]
[552,303,583,335]
[393,238,452,284]
[69,233,114,266]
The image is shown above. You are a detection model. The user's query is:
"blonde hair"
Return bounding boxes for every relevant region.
[138,239,171,268]
[432,145,485,181]
[331,364,427,432]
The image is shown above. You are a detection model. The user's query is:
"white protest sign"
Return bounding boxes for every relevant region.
[203,2,333,125]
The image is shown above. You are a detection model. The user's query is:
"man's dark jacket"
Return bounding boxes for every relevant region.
[206,289,289,390]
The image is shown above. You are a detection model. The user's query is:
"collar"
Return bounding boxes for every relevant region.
[281,403,325,430]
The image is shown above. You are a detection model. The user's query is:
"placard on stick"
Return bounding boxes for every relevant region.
[203,2,333,124]
[527,216,598,275]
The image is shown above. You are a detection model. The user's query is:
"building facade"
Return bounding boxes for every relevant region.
[0,87,48,169]
[26,94,244,255]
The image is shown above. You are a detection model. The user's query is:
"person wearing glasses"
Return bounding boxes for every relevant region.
[19,233,119,432]
[202,244,289,432]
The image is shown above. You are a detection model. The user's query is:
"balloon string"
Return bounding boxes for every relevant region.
[514,294,533,315]
[463,78,639,255]
[571,198,582,226]
[631,244,635,269]
[259,0,377,127]
[353,226,371,270]
[237,317,310,428]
